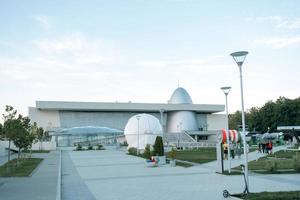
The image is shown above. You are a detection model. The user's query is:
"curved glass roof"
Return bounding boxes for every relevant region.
[58,126,123,136]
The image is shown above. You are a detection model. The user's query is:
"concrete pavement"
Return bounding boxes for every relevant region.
[66,149,300,200]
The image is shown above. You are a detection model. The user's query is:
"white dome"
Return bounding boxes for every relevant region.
[168,87,193,104]
[124,114,163,150]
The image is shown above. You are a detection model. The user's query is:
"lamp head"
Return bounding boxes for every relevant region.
[230,51,248,66]
[220,86,232,95]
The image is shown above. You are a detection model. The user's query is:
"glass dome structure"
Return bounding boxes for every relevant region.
[54,126,123,147]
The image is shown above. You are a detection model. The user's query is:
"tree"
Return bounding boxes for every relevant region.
[229,111,242,130]
[2,106,36,162]
[229,96,300,144]
[10,115,35,163]
[2,105,18,161]
[152,136,164,156]
[143,144,152,159]
[0,123,3,139]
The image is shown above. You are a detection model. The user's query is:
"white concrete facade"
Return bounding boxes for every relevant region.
[28,87,226,146]
[28,107,60,128]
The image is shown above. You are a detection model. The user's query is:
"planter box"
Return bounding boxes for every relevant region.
[170,160,176,167]
[158,156,166,165]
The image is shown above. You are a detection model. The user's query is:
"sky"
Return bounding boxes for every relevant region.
[0,0,299,118]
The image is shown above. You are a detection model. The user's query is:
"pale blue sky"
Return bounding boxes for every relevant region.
[0,0,299,116]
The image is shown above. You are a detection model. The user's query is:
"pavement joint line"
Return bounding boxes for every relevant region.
[76,162,145,167]
[83,171,212,182]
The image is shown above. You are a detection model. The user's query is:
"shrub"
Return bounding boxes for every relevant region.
[120,141,128,146]
[128,147,137,155]
[153,136,164,156]
[143,144,152,159]
[169,147,177,160]
[293,152,300,171]
[76,144,83,151]
[96,144,104,150]
[87,144,93,150]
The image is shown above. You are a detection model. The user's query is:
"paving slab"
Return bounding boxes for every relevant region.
[61,150,96,200]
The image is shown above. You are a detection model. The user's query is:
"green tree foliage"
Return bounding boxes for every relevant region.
[2,106,36,162]
[229,111,242,130]
[12,116,36,161]
[143,144,152,159]
[229,96,300,133]
[152,136,164,156]
[0,123,3,139]
[2,106,18,161]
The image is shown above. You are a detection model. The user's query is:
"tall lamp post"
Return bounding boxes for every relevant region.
[230,51,249,190]
[221,86,232,173]
[136,115,141,155]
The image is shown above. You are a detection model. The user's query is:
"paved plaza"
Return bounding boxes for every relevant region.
[0,148,299,200]
[0,151,60,200]
[63,148,300,200]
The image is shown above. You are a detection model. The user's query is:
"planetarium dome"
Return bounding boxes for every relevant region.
[124,114,163,150]
[168,87,193,104]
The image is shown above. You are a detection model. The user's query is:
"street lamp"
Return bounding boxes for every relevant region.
[230,51,249,191]
[221,86,232,173]
[136,115,141,155]
[177,122,182,149]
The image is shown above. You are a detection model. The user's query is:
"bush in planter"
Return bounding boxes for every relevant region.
[128,147,137,155]
[143,144,152,160]
[153,136,164,156]
[96,144,104,150]
[76,144,83,151]
[87,144,93,150]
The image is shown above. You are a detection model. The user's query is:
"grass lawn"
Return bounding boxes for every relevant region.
[0,158,43,177]
[166,147,216,164]
[219,170,243,175]
[175,161,194,168]
[233,150,300,173]
[24,150,50,153]
[234,191,300,200]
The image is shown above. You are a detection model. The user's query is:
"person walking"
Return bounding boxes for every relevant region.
[237,142,241,159]
[223,142,228,160]
[258,143,262,153]
[268,141,273,154]
[262,142,266,153]
[230,142,235,159]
